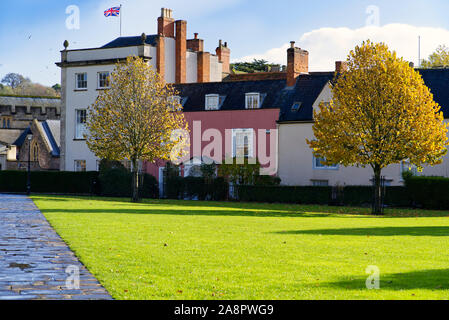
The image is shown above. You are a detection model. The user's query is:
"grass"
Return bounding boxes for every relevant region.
[31,195,449,300]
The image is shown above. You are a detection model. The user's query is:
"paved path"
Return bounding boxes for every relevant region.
[0,194,112,300]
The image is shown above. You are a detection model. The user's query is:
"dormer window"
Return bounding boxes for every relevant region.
[205,94,220,110]
[245,93,261,109]
[291,102,302,112]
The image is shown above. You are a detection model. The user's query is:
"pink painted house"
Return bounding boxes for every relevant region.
[143,78,287,184]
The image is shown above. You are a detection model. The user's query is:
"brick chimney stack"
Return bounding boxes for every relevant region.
[197,52,211,83]
[216,40,231,76]
[187,33,204,52]
[335,61,348,73]
[287,41,309,87]
[158,8,175,37]
[156,36,165,80]
[175,20,187,84]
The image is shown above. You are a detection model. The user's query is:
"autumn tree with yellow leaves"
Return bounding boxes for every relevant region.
[308,41,448,215]
[87,56,189,202]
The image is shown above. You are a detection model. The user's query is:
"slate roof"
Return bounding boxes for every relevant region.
[173,72,334,122]
[417,68,449,117]
[101,35,158,48]
[276,69,449,122]
[278,72,334,122]
[41,121,60,157]
[174,79,288,112]
[13,127,31,147]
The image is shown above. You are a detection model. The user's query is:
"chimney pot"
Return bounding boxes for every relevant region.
[158,8,175,37]
[219,39,223,47]
[290,41,295,48]
[194,33,198,39]
[161,8,173,18]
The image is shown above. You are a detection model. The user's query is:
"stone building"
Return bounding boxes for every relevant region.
[9,119,60,171]
[0,95,61,170]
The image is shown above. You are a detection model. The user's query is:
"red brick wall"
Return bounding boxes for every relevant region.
[157,16,175,38]
[216,45,231,75]
[175,20,187,84]
[335,61,348,73]
[156,36,165,80]
[197,52,211,83]
[187,38,204,52]
[287,47,309,86]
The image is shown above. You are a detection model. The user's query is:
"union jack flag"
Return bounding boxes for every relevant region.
[104,6,121,17]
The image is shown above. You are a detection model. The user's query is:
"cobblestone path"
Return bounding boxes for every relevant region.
[0,194,112,300]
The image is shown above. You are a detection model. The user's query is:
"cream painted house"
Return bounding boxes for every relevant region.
[277,68,449,187]
[57,8,230,172]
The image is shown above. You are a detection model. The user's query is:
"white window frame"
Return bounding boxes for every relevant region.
[75,73,87,90]
[97,72,110,89]
[313,156,339,170]
[205,94,220,110]
[75,109,87,140]
[74,160,86,172]
[232,129,254,158]
[245,93,261,109]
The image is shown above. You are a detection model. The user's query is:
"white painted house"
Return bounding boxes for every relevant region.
[57,8,230,171]
[277,66,449,187]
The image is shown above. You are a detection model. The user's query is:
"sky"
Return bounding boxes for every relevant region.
[2,0,449,86]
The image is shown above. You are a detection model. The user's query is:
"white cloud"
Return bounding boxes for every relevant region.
[235,23,449,71]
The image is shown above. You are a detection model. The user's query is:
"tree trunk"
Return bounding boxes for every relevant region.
[372,165,383,215]
[132,159,140,203]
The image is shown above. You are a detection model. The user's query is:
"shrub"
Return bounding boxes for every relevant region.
[184,177,206,200]
[211,177,229,201]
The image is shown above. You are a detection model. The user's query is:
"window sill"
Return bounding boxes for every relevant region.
[313,167,339,171]
[96,88,110,91]
[73,138,86,141]
[74,89,88,92]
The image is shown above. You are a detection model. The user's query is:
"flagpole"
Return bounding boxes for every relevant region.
[120,4,122,37]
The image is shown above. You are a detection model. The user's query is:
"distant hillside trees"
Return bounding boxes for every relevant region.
[0,73,60,97]
[231,59,285,73]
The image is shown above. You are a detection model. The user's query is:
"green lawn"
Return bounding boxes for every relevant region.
[32,195,449,300]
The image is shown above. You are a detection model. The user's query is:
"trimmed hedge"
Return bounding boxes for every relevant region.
[98,168,158,198]
[165,176,229,201]
[404,176,449,209]
[0,171,99,194]
[236,185,411,207]
[0,170,158,198]
[342,186,410,207]
[237,185,332,205]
